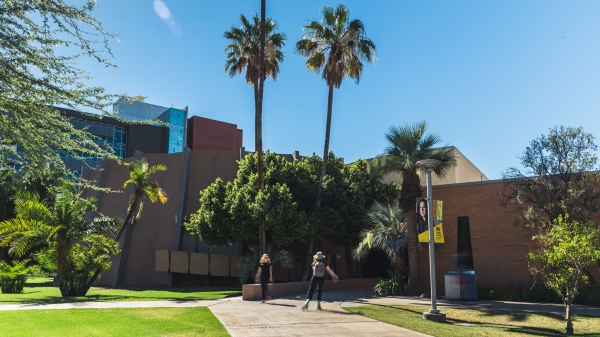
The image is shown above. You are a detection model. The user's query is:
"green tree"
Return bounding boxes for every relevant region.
[0,185,120,296]
[224,11,285,253]
[502,126,600,231]
[353,202,407,281]
[373,121,455,295]
[0,0,122,170]
[295,4,376,211]
[528,213,600,335]
[186,152,312,251]
[186,151,399,281]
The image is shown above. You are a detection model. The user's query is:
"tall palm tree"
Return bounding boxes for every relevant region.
[353,202,407,280]
[296,4,375,280]
[296,4,376,210]
[374,121,455,295]
[0,186,120,296]
[224,10,285,254]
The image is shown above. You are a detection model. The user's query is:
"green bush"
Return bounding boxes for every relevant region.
[574,284,600,306]
[373,276,403,297]
[0,274,26,293]
[526,283,561,303]
[0,260,37,294]
[477,284,522,301]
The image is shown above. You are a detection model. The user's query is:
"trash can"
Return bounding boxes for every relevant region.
[444,270,477,300]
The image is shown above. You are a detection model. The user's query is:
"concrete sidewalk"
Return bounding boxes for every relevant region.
[209,293,431,337]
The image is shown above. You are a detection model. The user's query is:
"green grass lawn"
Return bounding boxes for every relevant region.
[0,278,240,304]
[0,307,229,337]
[345,305,600,337]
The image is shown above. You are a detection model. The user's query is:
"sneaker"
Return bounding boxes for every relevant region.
[301,304,308,311]
[316,304,322,310]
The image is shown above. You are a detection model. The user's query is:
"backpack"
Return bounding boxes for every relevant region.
[314,261,326,277]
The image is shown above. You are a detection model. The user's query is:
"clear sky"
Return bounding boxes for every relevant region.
[79,1,600,180]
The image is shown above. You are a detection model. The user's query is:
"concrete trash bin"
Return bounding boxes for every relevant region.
[444,270,477,300]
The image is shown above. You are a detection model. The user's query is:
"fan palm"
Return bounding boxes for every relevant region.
[0,185,120,296]
[295,4,376,209]
[224,11,285,253]
[373,121,455,295]
[354,202,407,260]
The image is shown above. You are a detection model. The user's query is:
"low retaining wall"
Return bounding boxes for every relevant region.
[242,278,377,301]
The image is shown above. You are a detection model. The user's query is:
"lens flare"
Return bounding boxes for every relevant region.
[153,0,170,20]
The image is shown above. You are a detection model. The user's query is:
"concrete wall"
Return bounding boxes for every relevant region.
[82,149,242,286]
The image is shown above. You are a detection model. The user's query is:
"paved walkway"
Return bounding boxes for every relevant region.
[2,289,599,336]
[209,292,430,337]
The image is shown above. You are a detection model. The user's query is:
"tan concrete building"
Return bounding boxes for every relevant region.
[382,147,488,187]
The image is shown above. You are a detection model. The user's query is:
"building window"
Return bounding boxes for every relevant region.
[457,216,474,269]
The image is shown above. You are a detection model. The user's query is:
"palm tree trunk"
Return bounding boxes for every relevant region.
[57,238,70,297]
[86,191,140,292]
[406,210,421,295]
[315,85,334,209]
[400,169,422,295]
[301,85,335,281]
[256,0,267,255]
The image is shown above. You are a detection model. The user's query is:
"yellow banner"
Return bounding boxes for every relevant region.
[416,198,444,243]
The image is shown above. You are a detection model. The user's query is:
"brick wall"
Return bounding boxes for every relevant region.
[187,116,242,151]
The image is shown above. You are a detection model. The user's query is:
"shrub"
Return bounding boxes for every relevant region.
[574,284,600,306]
[0,260,38,294]
[373,276,403,297]
[527,283,561,303]
[477,284,522,301]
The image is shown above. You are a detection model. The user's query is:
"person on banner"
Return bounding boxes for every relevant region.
[417,198,429,235]
[300,252,338,311]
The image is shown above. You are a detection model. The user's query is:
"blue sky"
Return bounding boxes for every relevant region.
[79,1,600,179]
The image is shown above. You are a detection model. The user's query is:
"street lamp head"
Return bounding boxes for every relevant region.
[416,159,441,171]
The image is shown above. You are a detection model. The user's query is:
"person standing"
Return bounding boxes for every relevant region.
[301,251,338,311]
[255,254,273,303]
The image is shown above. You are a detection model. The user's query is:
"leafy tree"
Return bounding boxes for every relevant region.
[372,121,455,295]
[186,151,399,281]
[353,202,407,281]
[306,154,400,270]
[186,152,312,251]
[528,213,600,335]
[0,0,122,170]
[503,126,600,231]
[0,168,19,223]
[0,185,121,296]
[224,12,285,253]
[295,4,376,211]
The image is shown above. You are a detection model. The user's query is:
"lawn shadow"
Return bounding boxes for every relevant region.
[384,306,569,337]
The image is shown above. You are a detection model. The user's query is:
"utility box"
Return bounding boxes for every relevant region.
[445,270,477,300]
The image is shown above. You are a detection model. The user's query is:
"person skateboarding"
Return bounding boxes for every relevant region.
[301,251,338,311]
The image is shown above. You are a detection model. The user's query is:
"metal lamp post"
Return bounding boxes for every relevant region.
[416,159,446,322]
